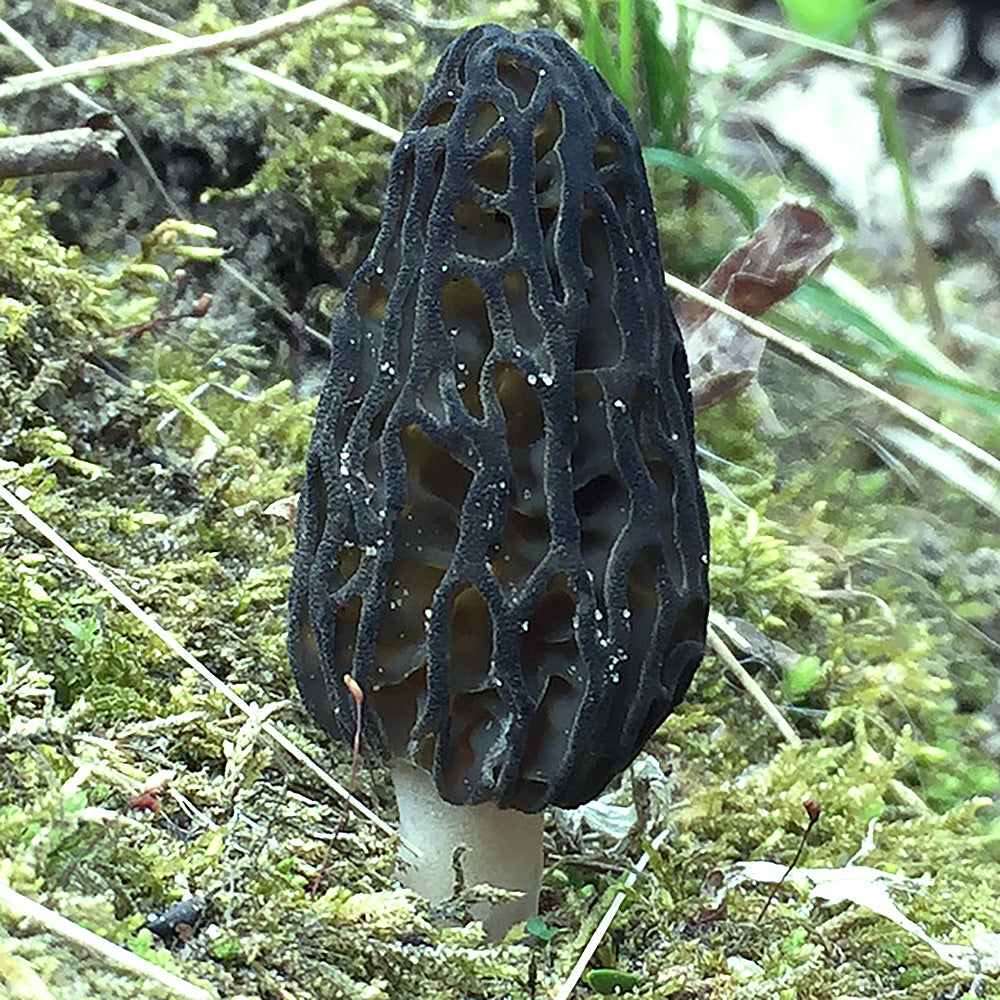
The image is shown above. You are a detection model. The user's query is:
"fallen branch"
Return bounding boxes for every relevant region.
[0,125,120,178]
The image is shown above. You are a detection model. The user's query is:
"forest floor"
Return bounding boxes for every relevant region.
[1,1,1000,998]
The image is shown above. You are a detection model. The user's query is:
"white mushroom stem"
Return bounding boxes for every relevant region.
[391,759,544,940]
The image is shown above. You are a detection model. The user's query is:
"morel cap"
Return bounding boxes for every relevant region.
[289,24,709,814]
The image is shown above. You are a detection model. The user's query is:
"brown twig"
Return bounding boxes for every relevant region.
[0,884,212,1000]
[107,293,212,340]
[0,125,121,178]
[308,674,367,897]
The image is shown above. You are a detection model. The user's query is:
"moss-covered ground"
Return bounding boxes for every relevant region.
[1,2,999,998]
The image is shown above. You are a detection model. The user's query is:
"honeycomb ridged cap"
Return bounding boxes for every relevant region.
[289,24,709,811]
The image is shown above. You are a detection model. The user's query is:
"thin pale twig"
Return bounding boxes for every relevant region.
[0,0,358,100]
[552,621,797,1000]
[0,482,402,846]
[663,269,1000,479]
[673,0,975,97]
[0,883,213,999]
[710,615,930,814]
[553,828,669,1000]
[0,16,106,112]
[62,0,402,142]
[707,618,801,745]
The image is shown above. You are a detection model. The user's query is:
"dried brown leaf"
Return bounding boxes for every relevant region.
[678,200,841,409]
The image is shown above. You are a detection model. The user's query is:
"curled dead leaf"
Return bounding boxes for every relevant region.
[676,199,841,410]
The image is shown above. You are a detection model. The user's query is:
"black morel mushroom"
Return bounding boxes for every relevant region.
[289,24,709,937]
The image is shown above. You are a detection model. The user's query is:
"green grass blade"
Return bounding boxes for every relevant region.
[893,369,1000,420]
[878,425,1000,516]
[642,146,759,229]
[776,0,866,43]
[800,270,961,377]
[578,0,625,101]
[793,278,1000,420]
[617,0,634,109]
[795,279,936,373]
[636,0,679,143]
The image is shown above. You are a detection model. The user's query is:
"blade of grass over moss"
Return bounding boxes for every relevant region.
[767,306,1000,423]
[579,0,625,100]
[893,370,1000,421]
[643,147,758,229]
[794,275,1000,420]
[797,273,958,376]
[617,0,634,110]
[878,426,1000,517]
[635,0,696,147]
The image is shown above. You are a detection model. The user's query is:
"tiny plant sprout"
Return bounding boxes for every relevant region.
[288,24,709,940]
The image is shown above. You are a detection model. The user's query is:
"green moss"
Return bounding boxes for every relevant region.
[171,4,432,252]
[0,293,36,342]
[0,184,111,341]
[709,504,821,630]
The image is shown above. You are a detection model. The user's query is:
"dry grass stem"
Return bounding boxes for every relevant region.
[663,269,1000,479]
[674,0,975,97]
[553,827,670,1000]
[0,0,359,100]
[62,0,403,142]
[0,482,400,843]
[707,618,801,745]
[0,883,214,1000]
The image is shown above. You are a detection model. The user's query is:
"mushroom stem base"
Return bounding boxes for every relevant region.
[391,759,543,940]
